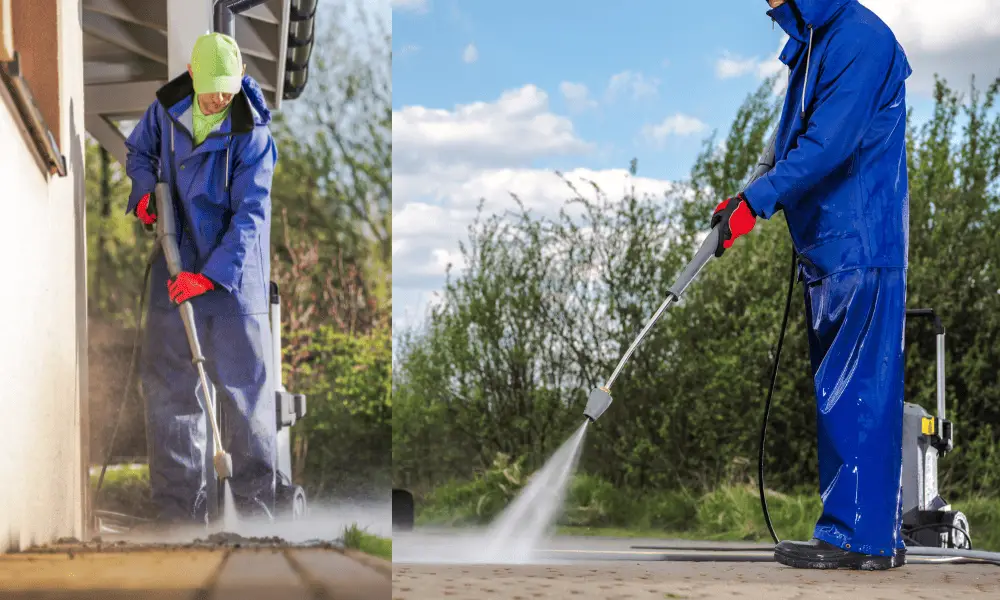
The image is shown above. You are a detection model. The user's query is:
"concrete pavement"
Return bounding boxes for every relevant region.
[393,560,1000,600]
[393,531,1000,600]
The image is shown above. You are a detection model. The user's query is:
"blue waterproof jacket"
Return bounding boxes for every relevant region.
[743,0,912,283]
[125,72,277,316]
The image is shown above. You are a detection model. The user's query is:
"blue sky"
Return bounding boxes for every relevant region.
[391,0,1000,330]
[393,0,799,182]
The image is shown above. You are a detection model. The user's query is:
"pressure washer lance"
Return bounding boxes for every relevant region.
[584,130,777,423]
[153,181,234,482]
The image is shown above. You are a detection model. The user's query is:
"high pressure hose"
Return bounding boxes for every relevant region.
[757,246,798,545]
[94,246,157,500]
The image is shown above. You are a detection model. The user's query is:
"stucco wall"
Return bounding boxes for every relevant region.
[0,0,88,553]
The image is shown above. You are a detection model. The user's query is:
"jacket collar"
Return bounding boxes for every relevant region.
[155,71,256,137]
[768,0,853,42]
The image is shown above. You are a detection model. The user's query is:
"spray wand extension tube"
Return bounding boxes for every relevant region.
[583,131,778,423]
[154,182,233,480]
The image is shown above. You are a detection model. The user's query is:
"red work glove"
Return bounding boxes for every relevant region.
[710,192,757,257]
[135,192,157,227]
[168,272,215,304]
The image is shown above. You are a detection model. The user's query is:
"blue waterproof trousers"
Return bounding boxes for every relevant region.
[804,267,906,557]
[141,307,277,523]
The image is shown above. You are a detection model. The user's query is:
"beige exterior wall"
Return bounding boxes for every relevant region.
[0,0,88,552]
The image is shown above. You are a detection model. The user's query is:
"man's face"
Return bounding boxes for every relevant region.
[186,64,243,115]
[768,0,786,7]
[197,91,235,115]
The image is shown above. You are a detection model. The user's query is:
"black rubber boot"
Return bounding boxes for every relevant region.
[774,539,906,570]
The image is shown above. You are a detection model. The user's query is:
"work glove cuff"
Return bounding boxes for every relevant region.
[712,192,757,257]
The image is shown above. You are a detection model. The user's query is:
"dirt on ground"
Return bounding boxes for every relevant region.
[392,561,1000,599]
[25,533,341,555]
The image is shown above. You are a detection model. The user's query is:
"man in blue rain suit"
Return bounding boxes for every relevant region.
[124,32,278,525]
[710,0,912,570]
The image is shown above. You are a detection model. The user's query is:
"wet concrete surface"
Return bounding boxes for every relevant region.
[392,561,1000,600]
[0,537,390,599]
[392,531,1000,599]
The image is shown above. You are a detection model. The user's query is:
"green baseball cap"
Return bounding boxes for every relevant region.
[190,33,243,95]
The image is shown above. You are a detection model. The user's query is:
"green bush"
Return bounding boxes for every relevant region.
[415,453,529,526]
[290,324,391,498]
[414,458,999,551]
[695,485,820,542]
[341,523,392,560]
[563,475,699,532]
[91,465,157,519]
[954,497,1000,552]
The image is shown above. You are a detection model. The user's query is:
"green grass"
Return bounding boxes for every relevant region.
[952,496,1000,552]
[341,524,392,560]
[416,474,1000,552]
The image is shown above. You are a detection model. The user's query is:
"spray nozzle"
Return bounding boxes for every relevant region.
[583,387,613,422]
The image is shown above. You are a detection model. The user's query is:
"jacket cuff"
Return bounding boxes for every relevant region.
[126,188,151,216]
[200,260,237,293]
[743,175,781,219]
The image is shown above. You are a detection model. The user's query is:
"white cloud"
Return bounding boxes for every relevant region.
[606,70,660,102]
[462,43,479,64]
[392,166,678,293]
[559,81,598,112]
[642,114,709,145]
[860,0,1000,93]
[716,52,760,79]
[399,44,421,57]
[391,0,427,11]
[392,84,593,173]
[715,41,786,84]
[392,85,676,328]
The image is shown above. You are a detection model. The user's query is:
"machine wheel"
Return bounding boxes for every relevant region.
[276,484,308,520]
[393,488,414,532]
[290,486,308,520]
[943,510,971,549]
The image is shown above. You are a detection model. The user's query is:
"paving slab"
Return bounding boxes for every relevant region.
[211,550,312,600]
[288,549,393,599]
[0,550,223,600]
[0,546,391,599]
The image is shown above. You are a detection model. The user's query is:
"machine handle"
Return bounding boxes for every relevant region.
[154,182,182,277]
[905,308,946,421]
[905,308,945,334]
[154,181,207,364]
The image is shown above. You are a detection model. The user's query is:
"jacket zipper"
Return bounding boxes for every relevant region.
[801,25,813,119]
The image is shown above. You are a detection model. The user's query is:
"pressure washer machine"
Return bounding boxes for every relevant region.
[269,281,309,520]
[899,308,969,549]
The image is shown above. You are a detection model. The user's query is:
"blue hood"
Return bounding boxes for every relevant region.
[769,0,853,41]
[239,74,272,127]
[155,71,272,136]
